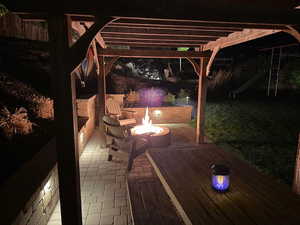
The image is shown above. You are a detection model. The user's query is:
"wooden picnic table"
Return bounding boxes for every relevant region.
[146,143,300,225]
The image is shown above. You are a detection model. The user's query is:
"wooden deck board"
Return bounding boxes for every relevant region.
[127,155,184,225]
[147,144,300,225]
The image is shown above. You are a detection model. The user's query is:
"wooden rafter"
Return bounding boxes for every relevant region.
[105,38,207,45]
[8,1,300,24]
[107,42,203,48]
[101,27,231,38]
[18,13,94,22]
[102,33,217,41]
[98,48,211,58]
[107,24,243,32]
[112,17,288,30]
[203,29,282,51]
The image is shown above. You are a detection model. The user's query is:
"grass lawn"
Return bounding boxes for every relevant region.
[195,96,300,185]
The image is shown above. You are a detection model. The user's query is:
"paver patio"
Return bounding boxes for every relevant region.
[47,124,195,225]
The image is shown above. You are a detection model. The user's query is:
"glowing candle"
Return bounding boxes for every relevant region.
[211,164,230,192]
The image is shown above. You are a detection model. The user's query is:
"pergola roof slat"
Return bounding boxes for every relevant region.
[101,27,231,38]
[101,33,218,41]
[107,24,243,32]
[113,17,289,30]
[98,48,211,58]
[105,38,207,45]
[107,42,201,48]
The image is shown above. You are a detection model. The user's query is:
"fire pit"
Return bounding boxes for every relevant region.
[131,108,170,147]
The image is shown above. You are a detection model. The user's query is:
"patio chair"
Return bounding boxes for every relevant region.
[105,97,137,126]
[103,115,149,171]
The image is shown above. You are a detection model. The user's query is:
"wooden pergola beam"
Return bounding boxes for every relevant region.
[112,17,288,30]
[284,25,300,42]
[104,37,210,44]
[203,29,282,51]
[7,1,300,24]
[107,24,243,32]
[18,13,95,22]
[98,48,211,58]
[106,42,204,48]
[101,27,231,38]
[102,33,217,41]
[84,22,107,48]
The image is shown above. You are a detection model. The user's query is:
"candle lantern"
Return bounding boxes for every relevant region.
[211,164,230,192]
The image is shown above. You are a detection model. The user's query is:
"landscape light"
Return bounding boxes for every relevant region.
[211,164,230,192]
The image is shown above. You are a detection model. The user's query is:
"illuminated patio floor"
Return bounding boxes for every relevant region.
[47,128,132,225]
[47,123,196,225]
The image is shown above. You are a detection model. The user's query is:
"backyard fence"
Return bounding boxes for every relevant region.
[0,13,48,41]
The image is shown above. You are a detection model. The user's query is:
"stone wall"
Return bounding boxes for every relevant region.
[12,165,59,225]
[124,106,193,124]
[77,95,97,155]
[0,96,96,225]
[0,138,58,225]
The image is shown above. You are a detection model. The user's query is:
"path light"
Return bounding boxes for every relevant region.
[153,110,162,117]
[211,164,230,192]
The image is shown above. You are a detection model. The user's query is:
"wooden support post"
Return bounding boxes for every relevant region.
[196,57,208,144]
[104,56,120,76]
[48,14,82,225]
[91,40,101,126]
[293,133,300,195]
[98,55,106,128]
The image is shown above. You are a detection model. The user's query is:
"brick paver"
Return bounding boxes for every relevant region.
[47,129,132,225]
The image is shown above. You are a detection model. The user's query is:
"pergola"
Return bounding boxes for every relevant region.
[5,1,300,225]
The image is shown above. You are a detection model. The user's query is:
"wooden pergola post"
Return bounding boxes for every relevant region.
[98,55,106,128]
[196,57,209,144]
[48,15,82,225]
[293,133,300,195]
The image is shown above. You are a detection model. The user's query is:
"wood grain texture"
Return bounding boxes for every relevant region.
[127,155,184,225]
[147,144,300,225]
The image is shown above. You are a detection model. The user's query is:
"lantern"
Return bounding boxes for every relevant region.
[211,164,230,192]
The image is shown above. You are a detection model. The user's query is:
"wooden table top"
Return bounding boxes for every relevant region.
[146,143,300,225]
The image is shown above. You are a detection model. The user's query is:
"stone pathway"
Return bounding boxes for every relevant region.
[47,123,196,225]
[47,129,132,225]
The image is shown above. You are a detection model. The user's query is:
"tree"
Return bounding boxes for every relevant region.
[0,4,8,17]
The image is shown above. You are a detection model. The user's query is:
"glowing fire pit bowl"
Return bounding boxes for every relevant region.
[131,108,170,147]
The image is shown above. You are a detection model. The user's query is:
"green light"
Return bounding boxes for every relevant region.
[177,47,190,51]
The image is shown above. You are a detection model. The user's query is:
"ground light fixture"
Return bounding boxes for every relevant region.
[211,164,230,192]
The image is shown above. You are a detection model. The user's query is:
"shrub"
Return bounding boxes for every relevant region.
[0,107,34,139]
[0,73,54,119]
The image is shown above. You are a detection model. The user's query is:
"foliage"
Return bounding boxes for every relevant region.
[0,107,34,139]
[177,88,190,98]
[164,92,176,104]
[191,99,300,185]
[287,59,300,88]
[0,3,8,17]
[0,73,54,119]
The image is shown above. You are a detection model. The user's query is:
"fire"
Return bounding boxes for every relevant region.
[131,107,163,135]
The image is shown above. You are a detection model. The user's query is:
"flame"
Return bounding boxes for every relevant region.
[132,107,163,135]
